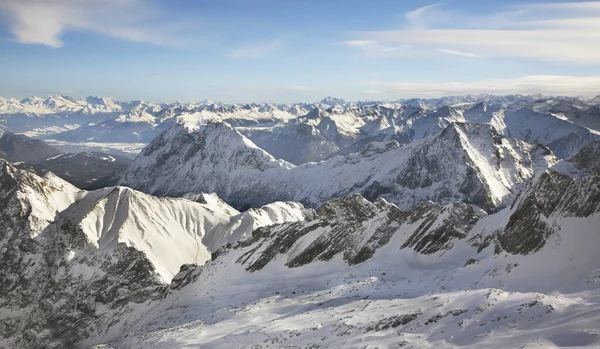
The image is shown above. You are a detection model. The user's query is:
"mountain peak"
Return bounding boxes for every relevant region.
[319,96,346,106]
[120,121,293,200]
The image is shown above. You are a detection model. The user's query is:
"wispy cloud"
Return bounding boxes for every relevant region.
[356,75,600,97]
[405,3,443,28]
[339,40,412,58]
[437,49,482,58]
[351,1,600,64]
[0,0,191,48]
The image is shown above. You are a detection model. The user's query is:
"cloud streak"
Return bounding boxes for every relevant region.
[351,1,600,64]
[339,40,412,58]
[0,0,190,47]
[437,49,482,58]
[357,75,600,97]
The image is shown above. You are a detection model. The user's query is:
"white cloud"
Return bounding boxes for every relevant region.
[351,1,600,64]
[437,49,483,58]
[339,40,412,58]
[355,75,600,97]
[0,0,190,47]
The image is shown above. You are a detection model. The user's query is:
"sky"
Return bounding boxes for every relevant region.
[0,0,599,103]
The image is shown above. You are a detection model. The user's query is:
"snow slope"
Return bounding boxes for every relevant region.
[52,187,236,282]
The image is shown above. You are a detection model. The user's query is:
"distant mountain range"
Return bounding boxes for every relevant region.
[2,94,599,160]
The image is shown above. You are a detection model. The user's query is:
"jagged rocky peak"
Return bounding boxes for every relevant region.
[434,105,462,118]
[0,159,82,237]
[120,119,556,212]
[141,121,280,164]
[388,122,556,211]
[502,173,599,256]
[226,195,404,271]
[319,96,347,107]
[214,195,483,273]
[568,141,600,175]
[469,102,487,113]
[207,161,600,273]
[495,150,600,256]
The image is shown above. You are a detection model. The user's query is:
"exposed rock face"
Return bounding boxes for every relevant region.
[2,95,600,348]
[231,195,390,271]
[568,141,600,175]
[0,159,81,238]
[400,202,481,255]
[384,122,553,211]
[497,170,600,255]
[209,146,600,272]
[214,195,483,272]
[1,220,165,348]
[119,121,292,199]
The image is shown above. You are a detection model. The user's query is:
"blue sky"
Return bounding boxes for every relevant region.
[0,0,599,103]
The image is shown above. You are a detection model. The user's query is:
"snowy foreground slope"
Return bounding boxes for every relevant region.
[96,152,600,349]
[120,121,556,211]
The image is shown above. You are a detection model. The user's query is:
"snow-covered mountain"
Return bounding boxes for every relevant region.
[238,113,348,165]
[237,101,600,164]
[0,159,311,348]
[1,94,600,348]
[0,96,161,139]
[92,149,600,348]
[1,133,600,348]
[119,121,556,211]
[1,94,599,163]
